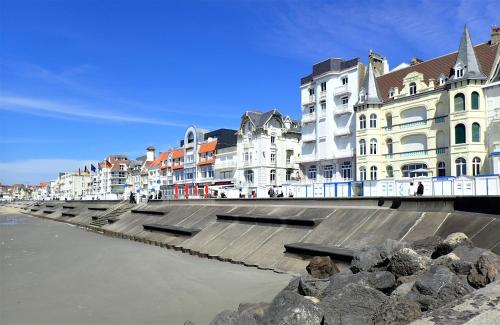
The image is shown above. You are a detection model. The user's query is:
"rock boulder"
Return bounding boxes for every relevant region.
[306,256,339,279]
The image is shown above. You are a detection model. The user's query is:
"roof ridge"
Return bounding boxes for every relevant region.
[378,42,492,79]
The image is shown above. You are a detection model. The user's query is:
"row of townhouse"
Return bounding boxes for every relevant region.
[37,26,500,200]
[299,26,500,189]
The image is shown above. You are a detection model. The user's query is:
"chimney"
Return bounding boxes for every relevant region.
[491,25,500,45]
[410,57,424,66]
[146,146,156,162]
[369,50,389,76]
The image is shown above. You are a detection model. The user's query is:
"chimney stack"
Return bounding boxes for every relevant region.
[368,50,389,76]
[410,57,424,66]
[146,146,156,162]
[491,25,500,45]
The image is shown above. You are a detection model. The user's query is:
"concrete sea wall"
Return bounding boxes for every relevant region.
[14,196,500,274]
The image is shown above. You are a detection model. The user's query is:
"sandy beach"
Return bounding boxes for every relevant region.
[0,209,291,324]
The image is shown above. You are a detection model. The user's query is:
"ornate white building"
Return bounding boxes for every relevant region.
[235,109,301,196]
[299,57,366,182]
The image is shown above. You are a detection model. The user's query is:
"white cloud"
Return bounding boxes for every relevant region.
[0,159,96,185]
[0,95,188,127]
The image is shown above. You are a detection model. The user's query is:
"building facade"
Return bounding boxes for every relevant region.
[235,109,301,196]
[354,26,499,181]
[299,58,364,182]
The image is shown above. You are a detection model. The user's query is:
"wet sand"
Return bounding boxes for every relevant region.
[0,211,291,324]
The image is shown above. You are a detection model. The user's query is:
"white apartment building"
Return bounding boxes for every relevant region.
[299,57,366,182]
[235,109,301,196]
[57,171,91,200]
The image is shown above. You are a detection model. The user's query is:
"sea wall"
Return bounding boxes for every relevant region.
[13,196,500,274]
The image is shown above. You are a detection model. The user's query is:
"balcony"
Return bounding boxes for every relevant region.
[301,95,316,106]
[384,147,448,159]
[319,91,327,100]
[302,132,316,143]
[334,104,351,116]
[302,112,316,124]
[214,160,237,170]
[334,84,350,97]
[334,148,354,159]
[384,115,447,131]
[334,127,351,137]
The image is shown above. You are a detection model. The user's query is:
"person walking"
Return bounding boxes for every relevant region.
[416,182,424,196]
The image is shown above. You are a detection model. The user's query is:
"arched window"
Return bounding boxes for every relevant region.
[454,93,465,112]
[386,165,394,178]
[471,92,479,110]
[386,113,393,129]
[370,166,378,180]
[359,139,366,155]
[359,167,366,181]
[455,124,466,144]
[370,113,377,128]
[437,162,446,177]
[370,138,377,155]
[187,132,195,144]
[388,88,395,98]
[472,157,481,176]
[359,115,366,129]
[244,169,254,183]
[409,82,417,95]
[455,157,466,176]
[308,165,317,180]
[472,122,480,142]
[341,161,352,180]
[386,139,393,155]
[270,169,276,182]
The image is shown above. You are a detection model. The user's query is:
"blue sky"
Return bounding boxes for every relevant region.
[0,0,498,184]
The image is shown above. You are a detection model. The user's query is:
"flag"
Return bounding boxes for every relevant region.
[204,183,209,199]
[91,164,96,173]
[78,168,81,176]
[84,166,89,174]
[105,160,112,168]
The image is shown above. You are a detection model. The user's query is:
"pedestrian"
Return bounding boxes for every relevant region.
[268,187,274,198]
[129,192,134,203]
[416,182,424,196]
[288,190,294,198]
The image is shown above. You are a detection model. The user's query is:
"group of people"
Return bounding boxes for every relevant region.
[267,187,294,198]
[409,181,425,196]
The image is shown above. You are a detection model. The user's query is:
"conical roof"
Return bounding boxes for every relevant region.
[453,25,486,80]
[358,62,382,105]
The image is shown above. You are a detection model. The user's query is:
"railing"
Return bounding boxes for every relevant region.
[384,147,448,159]
[383,115,448,131]
[302,112,316,124]
[334,127,351,137]
[319,91,327,100]
[334,104,351,115]
[302,133,316,142]
[301,95,316,106]
[335,149,354,159]
[334,84,350,96]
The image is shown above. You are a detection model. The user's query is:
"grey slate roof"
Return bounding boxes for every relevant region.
[245,109,281,128]
[204,128,238,149]
[357,62,383,105]
[452,25,487,80]
[301,58,360,85]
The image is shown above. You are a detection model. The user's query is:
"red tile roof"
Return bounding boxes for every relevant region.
[148,151,168,169]
[198,140,217,154]
[172,148,184,159]
[377,42,498,101]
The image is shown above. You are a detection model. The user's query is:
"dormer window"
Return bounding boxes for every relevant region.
[388,88,395,98]
[455,63,464,79]
[309,88,315,96]
[409,82,417,95]
[359,88,366,103]
[439,75,446,85]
